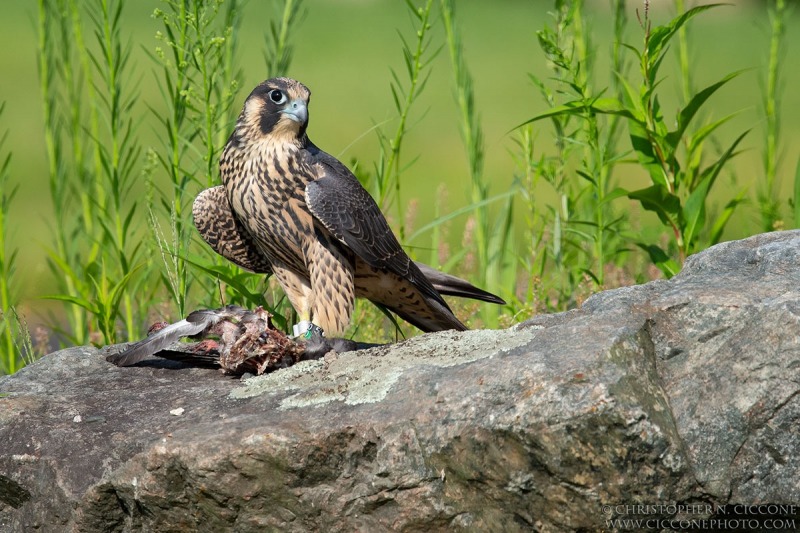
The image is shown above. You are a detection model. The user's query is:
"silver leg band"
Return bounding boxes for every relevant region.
[292,320,313,338]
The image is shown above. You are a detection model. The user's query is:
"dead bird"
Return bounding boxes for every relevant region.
[106,305,363,375]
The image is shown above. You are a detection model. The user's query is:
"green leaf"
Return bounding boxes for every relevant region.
[405,0,423,21]
[648,53,669,86]
[371,302,407,340]
[637,243,680,278]
[613,71,646,121]
[108,265,143,313]
[591,97,638,118]
[682,172,712,248]
[628,120,669,187]
[512,97,636,131]
[698,129,750,192]
[665,71,744,149]
[42,294,98,315]
[442,247,468,273]
[43,247,82,287]
[184,257,266,307]
[620,42,642,62]
[683,130,749,248]
[710,188,747,245]
[552,209,562,262]
[407,189,516,243]
[389,83,402,113]
[685,112,733,191]
[581,268,601,285]
[576,170,596,186]
[647,4,729,61]
[687,112,740,154]
[628,185,681,228]
[599,187,631,206]
[650,94,669,138]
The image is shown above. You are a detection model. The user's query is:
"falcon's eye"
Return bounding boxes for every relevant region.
[269,89,285,104]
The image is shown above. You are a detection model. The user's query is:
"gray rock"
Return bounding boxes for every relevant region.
[1,231,799,532]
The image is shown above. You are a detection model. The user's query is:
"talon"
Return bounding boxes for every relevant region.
[298,324,333,360]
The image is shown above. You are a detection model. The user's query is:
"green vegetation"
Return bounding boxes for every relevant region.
[523,2,750,276]
[0,104,21,372]
[514,0,631,311]
[372,0,437,235]
[0,0,797,372]
[148,0,245,320]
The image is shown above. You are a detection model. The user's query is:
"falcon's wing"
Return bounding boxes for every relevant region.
[193,186,273,274]
[107,310,220,367]
[303,144,450,310]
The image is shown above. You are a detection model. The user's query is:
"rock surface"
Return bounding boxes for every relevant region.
[1,230,800,532]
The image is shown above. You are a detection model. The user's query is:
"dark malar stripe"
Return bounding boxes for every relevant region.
[259,111,281,135]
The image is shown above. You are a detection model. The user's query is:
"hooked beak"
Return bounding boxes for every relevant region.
[282,99,308,124]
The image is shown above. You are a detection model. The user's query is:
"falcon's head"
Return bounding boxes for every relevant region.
[237,77,311,144]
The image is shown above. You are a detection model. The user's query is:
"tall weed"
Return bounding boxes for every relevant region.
[148,0,304,333]
[372,0,438,240]
[38,0,145,346]
[515,0,628,310]
[264,0,304,78]
[149,0,243,317]
[760,0,789,231]
[522,2,747,277]
[0,103,21,371]
[439,0,514,325]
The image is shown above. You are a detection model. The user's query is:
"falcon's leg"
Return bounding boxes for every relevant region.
[307,235,355,336]
[272,260,351,338]
[299,323,360,360]
[271,262,316,331]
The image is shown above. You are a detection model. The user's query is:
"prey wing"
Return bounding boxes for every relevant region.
[107,310,221,366]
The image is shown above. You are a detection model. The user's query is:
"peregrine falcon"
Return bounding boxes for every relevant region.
[193,77,504,336]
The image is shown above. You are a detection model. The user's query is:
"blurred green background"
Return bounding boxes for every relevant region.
[1,0,798,327]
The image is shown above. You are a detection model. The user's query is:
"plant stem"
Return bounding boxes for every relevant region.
[38,0,88,345]
[440,0,486,285]
[0,108,16,371]
[675,0,691,103]
[573,0,609,285]
[97,0,138,341]
[381,0,435,241]
[265,0,303,77]
[68,0,103,265]
[762,0,786,231]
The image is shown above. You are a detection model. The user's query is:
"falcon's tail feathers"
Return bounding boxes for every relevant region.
[415,262,506,305]
[393,300,468,333]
